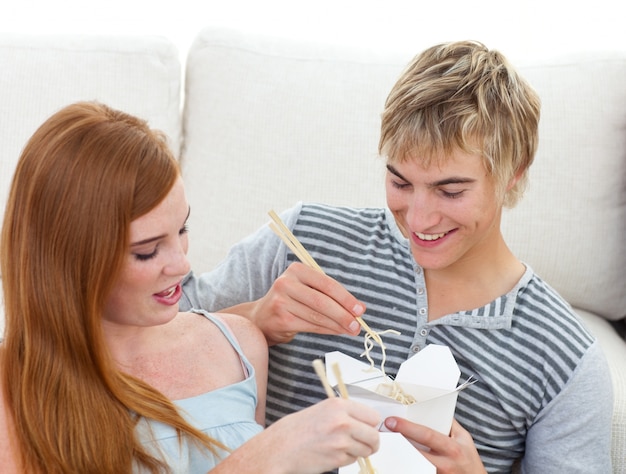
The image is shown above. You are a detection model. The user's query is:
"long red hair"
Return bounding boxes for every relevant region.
[1,102,227,473]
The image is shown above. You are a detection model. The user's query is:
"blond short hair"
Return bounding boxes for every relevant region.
[379,41,540,207]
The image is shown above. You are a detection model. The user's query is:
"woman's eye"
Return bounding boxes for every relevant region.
[134,249,158,261]
[179,224,189,235]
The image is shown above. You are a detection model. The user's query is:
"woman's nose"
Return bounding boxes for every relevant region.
[165,242,191,277]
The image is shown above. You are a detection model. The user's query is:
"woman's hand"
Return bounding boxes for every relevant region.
[213,398,380,474]
[229,262,365,345]
[384,417,487,474]
[267,398,380,473]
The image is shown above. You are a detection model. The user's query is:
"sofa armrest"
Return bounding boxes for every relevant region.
[577,309,626,472]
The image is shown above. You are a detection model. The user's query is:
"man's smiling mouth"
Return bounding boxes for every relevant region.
[415,231,449,241]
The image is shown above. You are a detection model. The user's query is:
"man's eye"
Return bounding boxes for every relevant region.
[391,180,411,189]
[442,190,464,199]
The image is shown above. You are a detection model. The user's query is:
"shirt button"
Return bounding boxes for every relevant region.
[420,328,429,337]
[412,346,420,353]
[419,307,427,316]
[417,287,425,295]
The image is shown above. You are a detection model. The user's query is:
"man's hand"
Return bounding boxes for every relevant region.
[384,417,487,474]
[223,262,365,345]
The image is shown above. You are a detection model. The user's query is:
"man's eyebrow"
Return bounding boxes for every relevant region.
[386,164,475,187]
[386,164,408,181]
[131,206,191,248]
[431,177,476,186]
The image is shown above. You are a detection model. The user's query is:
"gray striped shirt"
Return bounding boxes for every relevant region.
[181,202,613,473]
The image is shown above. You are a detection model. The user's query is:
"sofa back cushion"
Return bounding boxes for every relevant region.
[183,28,392,269]
[0,33,182,331]
[501,53,626,321]
[0,33,182,218]
[182,27,625,321]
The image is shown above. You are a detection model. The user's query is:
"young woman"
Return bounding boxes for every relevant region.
[0,101,380,473]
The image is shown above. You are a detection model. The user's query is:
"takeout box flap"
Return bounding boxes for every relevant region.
[396,344,461,390]
[325,350,386,386]
[325,344,461,392]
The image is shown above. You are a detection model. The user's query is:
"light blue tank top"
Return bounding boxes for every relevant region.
[135,310,264,473]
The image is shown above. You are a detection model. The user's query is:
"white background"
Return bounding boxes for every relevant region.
[1,0,624,63]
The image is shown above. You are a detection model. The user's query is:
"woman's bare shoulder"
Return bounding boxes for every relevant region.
[175,310,267,369]
[213,312,267,351]
[210,312,269,381]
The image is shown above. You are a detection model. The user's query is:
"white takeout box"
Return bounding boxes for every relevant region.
[325,344,471,435]
[327,344,474,473]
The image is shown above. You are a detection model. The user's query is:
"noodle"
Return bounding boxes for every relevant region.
[375,382,417,405]
[359,328,416,405]
[360,329,400,376]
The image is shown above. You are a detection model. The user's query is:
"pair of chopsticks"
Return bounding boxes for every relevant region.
[313,359,376,474]
[267,210,383,346]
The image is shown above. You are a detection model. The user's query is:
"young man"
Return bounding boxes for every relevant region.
[181,41,613,472]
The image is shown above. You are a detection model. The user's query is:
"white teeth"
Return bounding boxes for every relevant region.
[164,286,176,298]
[415,231,447,241]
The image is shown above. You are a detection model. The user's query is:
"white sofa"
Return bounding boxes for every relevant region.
[1,27,625,472]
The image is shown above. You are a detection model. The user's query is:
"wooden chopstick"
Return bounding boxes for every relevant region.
[268,210,383,346]
[312,358,336,398]
[268,210,323,271]
[312,359,376,474]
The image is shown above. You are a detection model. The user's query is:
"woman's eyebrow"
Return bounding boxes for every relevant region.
[131,206,191,248]
[131,235,165,247]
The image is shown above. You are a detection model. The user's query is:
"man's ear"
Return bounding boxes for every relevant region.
[506,169,524,191]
